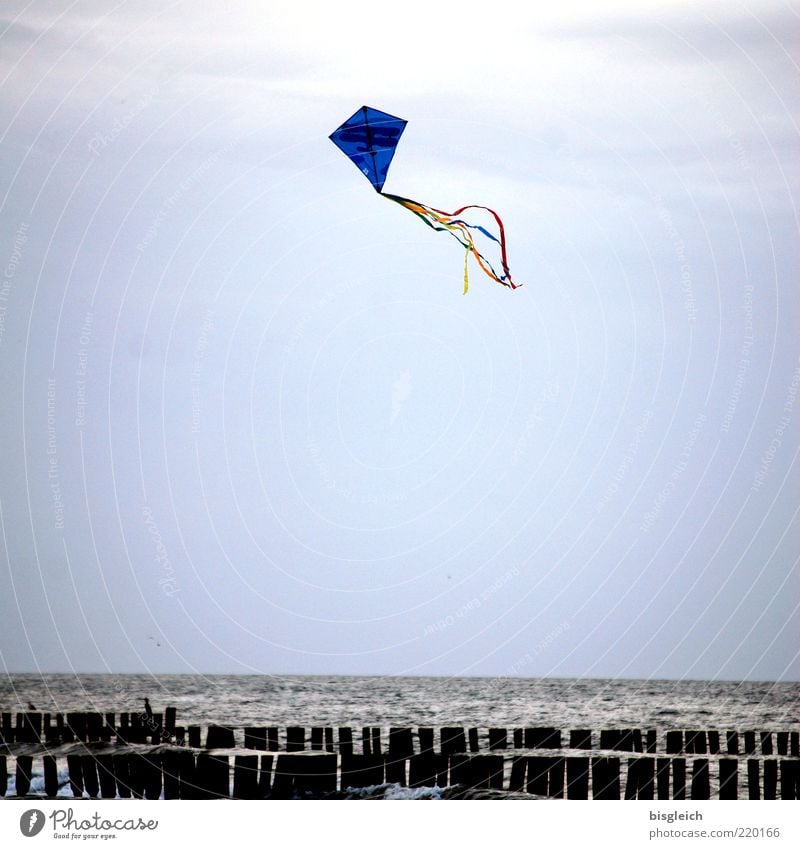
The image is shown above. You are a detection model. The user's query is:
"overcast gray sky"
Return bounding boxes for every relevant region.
[1,0,798,680]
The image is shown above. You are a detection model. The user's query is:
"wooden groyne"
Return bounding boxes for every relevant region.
[2,711,798,799]
[2,710,799,757]
[1,751,799,799]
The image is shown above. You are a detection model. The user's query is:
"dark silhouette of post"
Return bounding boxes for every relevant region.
[566,757,590,799]
[67,754,84,797]
[747,759,760,799]
[690,759,710,800]
[763,760,778,800]
[15,755,33,796]
[656,758,671,799]
[719,759,738,800]
[81,756,100,798]
[44,755,59,798]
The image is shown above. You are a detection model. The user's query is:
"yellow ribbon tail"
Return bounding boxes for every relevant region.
[463,248,469,295]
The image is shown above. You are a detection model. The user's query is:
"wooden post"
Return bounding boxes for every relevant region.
[195,754,229,798]
[144,754,162,800]
[719,759,738,800]
[483,755,505,790]
[162,752,181,800]
[165,707,177,735]
[600,730,620,750]
[570,730,592,750]
[150,713,163,744]
[508,757,526,792]
[450,755,503,790]
[776,731,789,756]
[0,756,5,797]
[44,755,60,798]
[82,756,100,798]
[244,728,267,750]
[16,755,33,796]
[177,751,197,800]
[340,754,384,790]
[548,756,565,798]
[624,757,654,800]
[302,753,339,797]
[68,712,88,742]
[544,728,562,748]
[656,758,671,799]
[646,730,657,754]
[726,731,739,755]
[526,727,561,748]
[440,727,467,754]
[116,713,129,745]
[101,712,115,743]
[67,754,84,797]
[385,752,408,785]
[257,755,273,798]
[187,726,202,748]
[370,727,382,755]
[763,760,777,800]
[744,731,756,754]
[270,754,295,798]
[525,756,550,796]
[708,731,720,754]
[747,759,760,799]
[293,754,337,795]
[513,728,523,748]
[468,727,480,753]
[791,731,799,757]
[361,727,371,755]
[780,760,800,800]
[338,727,353,756]
[672,759,686,800]
[418,727,434,755]
[129,712,144,744]
[409,754,447,788]
[760,732,774,755]
[388,728,414,759]
[267,727,279,751]
[128,754,146,799]
[114,755,131,799]
[24,712,42,744]
[665,730,683,754]
[0,713,13,744]
[86,712,102,742]
[566,757,590,799]
[44,714,59,745]
[310,727,324,750]
[325,727,334,752]
[690,759,710,800]
[206,725,235,749]
[448,754,469,788]
[685,731,707,754]
[233,755,259,799]
[591,757,620,799]
[488,728,507,750]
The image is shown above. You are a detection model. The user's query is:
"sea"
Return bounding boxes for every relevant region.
[1,674,798,799]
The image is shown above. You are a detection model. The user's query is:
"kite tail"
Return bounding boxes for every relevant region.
[382,193,521,291]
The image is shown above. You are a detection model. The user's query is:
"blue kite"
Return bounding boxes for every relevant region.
[329,105,520,293]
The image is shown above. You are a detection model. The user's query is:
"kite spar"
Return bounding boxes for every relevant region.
[329,106,520,294]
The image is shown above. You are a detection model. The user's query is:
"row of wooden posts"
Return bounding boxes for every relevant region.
[2,752,799,800]
[2,711,799,757]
